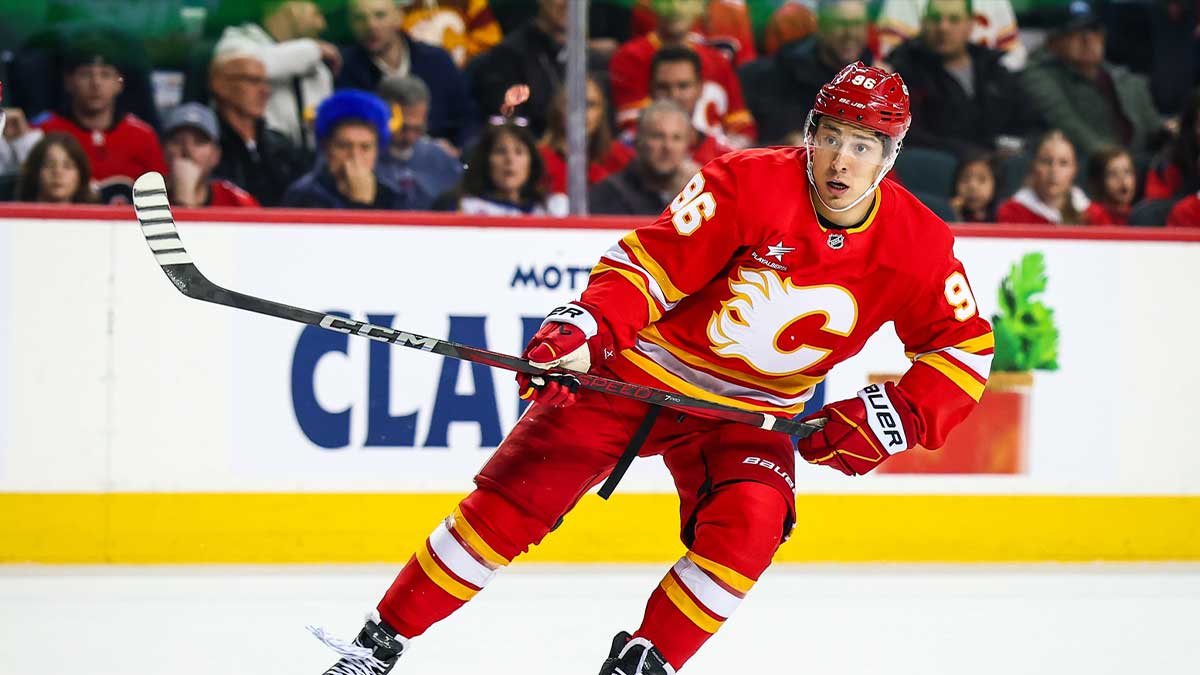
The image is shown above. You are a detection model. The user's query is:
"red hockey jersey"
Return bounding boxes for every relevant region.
[36,112,167,189]
[609,33,756,144]
[579,147,994,449]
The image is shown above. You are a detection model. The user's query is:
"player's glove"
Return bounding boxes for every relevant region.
[517,303,616,407]
[795,382,917,476]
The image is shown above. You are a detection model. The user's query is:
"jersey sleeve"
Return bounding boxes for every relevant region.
[891,236,994,449]
[577,154,755,348]
[712,56,756,142]
[608,42,652,134]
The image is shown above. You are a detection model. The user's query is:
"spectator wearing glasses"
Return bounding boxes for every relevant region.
[539,73,634,197]
[282,90,410,209]
[589,100,697,215]
[433,121,567,216]
[375,74,464,211]
[214,0,340,152]
[885,0,1039,156]
[13,132,97,203]
[338,0,480,153]
[738,0,873,145]
[161,103,259,208]
[209,52,309,207]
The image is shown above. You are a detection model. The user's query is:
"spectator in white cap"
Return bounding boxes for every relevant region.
[162,103,259,208]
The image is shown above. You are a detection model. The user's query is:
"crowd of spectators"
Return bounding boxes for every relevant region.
[0,0,1198,227]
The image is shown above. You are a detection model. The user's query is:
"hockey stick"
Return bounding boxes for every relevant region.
[132,172,819,440]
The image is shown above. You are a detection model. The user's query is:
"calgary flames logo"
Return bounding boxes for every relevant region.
[707,268,858,376]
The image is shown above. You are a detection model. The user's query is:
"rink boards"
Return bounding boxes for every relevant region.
[1,206,1198,562]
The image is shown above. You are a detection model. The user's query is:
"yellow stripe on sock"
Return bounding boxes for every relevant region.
[685,551,755,594]
[451,507,511,567]
[660,572,723,633]
[415,540,478,601]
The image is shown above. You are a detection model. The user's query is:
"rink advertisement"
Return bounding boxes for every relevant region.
[1,207,1199,563]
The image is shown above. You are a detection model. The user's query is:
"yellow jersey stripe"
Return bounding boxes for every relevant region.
[640,325,824,396]
[917,353,986,401]
[818,188,881,234]
[415,541,478,601]
[906,333,997,361]
[592,262,663,323]
[452,507,510,567]
[661,572,723,633]
[621,349,808,415]
[686,551,756,594]
[621,232,686,303]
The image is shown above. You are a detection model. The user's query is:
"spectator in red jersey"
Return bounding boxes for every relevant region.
[650,47,733,166]
[631,0,759,66]
[1166,191,1200,226]
[161,103,259,209]
[610,0,756,147]
[13,132,97,204]
[1145,89,1200,200]
[949,151,999,222]
[31,35,166,204]
[996,129,1108,225]
[589,100,698,215]
[1084,146,1137,225]
[539,74,634,197]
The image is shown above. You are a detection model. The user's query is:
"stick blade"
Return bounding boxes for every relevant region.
[133,171,192,266]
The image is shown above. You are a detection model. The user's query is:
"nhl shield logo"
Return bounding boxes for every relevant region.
[827,233,845,250]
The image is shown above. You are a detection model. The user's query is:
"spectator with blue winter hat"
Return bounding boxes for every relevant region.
[281,90,410,209]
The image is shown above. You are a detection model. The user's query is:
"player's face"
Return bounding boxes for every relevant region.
[65,64,123,116]
[922,0,972,59]
[164,127,222,173]
[1030,136,1077,204]
[638,109,691,177]
[37,143,82,204]
[817,0,868,65]
[956,160,995,210]
[651,61,702,117]
[489,132,532,197]
[1103,153,1136,206]
[809,117,887,207]
[349,0,403,55]
[326,123,379,175]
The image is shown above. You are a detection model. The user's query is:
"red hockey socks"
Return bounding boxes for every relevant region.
[377,488,548,638]
[633,482,790,668]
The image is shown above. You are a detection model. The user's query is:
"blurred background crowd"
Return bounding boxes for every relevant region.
[0,0,1198,226]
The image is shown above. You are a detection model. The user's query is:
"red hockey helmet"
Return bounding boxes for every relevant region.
[812,62,911,140]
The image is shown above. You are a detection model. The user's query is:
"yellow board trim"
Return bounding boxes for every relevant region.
[415,539,479,601]
[660,571,723,633]
[1,493,1199,563]
[686,551,755,594]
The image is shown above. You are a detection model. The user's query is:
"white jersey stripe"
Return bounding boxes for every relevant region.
[634,339,816,408]
[428,520,496,589]
[601,244,680,313]
[672,557,742,619]
[943,347,993,380]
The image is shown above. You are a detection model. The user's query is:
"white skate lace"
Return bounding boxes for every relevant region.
[307,625,387,675]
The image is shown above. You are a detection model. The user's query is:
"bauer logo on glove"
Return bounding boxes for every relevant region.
[517,303,616,407]
[794,382,918,476]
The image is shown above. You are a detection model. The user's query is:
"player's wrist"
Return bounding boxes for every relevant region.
[540,302,599,338]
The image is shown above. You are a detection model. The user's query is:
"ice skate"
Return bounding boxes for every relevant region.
[597,631,676,675]
[310,612,407,675]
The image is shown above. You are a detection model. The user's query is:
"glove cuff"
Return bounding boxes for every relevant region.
[855,383,912,453]
[541,302,599,338]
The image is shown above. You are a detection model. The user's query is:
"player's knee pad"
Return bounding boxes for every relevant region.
[690,481,791,573]
[458,487,554,561]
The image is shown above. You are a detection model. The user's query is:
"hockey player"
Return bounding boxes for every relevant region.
[314,62,994,674]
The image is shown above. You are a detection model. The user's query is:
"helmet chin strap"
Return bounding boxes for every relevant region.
[805,154,894,214]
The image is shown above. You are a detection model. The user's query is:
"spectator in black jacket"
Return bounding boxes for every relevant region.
[209,52,308,207]
[466,0,568,137]
[590,101,697,216]
[886,0,1039,155]
[336,0,479,153]
[738,0,873,145]
[281,90,409,209]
